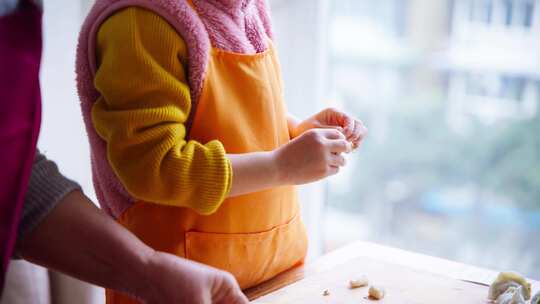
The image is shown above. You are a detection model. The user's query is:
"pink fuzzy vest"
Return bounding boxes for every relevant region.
[76,0,273,218]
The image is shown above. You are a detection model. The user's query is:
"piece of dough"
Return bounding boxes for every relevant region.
[368,285,385,300]
[349,275,369,289]
[488,272,531,300]
[531,291,540,304]
[495,286,526,304]
[322,289,330,296]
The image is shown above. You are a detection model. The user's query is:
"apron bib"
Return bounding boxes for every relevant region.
[106,41,307,304]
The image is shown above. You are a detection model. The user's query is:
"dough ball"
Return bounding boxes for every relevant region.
[349,275,369,289]
[368,285,385,300]
[531,291,540,304]
[494,286,526,304]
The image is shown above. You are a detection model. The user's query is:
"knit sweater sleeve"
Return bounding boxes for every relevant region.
[17,151,81,244]
[92,7,232,215]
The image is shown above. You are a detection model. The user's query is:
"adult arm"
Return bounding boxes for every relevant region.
[15,153,247,304]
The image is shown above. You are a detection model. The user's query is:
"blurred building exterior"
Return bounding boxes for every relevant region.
[325,0,540,280]
[447,0,540,126]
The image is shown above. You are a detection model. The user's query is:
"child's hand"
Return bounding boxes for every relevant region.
[143,252,248,304]
[274,128,352,185]
[291,108,368,149]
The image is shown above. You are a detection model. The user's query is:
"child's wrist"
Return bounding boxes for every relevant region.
[269,149,290,186]
[287,114,301,138]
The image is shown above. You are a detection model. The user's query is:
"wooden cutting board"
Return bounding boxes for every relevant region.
[253,257,490,304]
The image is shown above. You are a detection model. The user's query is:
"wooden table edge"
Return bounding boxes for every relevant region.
[244,241,540,301]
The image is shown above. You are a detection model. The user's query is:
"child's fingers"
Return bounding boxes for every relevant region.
[347,120,359,141]
[327,165,340,176]
[351,120,368,144]
[341,114,355,138]
[314,123,344,133]
[318,128,346,140]
[326,139,352,153]
[321,108,353,137]
[329,153,346,167]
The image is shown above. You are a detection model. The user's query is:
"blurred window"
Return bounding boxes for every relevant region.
[323,0,540,280]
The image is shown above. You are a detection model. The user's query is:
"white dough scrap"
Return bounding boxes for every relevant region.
[510,288,526,304]
[349,275,369,289]
[368,285,385,300]
[531,291,540,304]
[494,286,526,304]
[488,272,531,300]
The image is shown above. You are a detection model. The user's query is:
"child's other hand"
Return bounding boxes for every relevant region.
[275,128,352,185]
[143,252,248,304]
[292,108,368,149]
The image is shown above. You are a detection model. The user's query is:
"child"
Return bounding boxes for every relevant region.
[76,0,367,303]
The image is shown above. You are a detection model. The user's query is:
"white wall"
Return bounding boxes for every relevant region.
[39,1,104,303]
[39,0,95,202]
[270,0,329,259]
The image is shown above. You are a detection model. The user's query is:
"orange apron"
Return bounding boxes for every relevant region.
[106,39,308,303]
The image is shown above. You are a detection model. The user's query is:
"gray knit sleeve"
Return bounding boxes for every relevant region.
[17,151,81,242]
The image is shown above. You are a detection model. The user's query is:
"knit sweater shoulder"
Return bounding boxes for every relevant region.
[93,7,231,215]
[78,0,274,217]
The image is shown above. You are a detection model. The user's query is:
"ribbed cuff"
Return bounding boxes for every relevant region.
[189,140,232,215]
[14,152,81,251]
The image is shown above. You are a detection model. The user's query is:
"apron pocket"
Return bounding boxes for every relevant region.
[185,214,307,289]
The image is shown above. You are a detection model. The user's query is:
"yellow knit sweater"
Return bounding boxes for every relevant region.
[92,7,232,215]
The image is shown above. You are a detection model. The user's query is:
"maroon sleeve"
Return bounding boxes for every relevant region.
[0,0,42,294]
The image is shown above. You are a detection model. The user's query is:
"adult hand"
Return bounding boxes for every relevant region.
[143,252,248,304]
